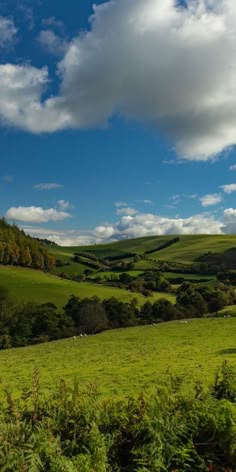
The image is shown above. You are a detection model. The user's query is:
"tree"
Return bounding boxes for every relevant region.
[76,299,108,334]
[208,290,226,315]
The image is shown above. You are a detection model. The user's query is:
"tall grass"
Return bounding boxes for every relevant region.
[1,363,236,471]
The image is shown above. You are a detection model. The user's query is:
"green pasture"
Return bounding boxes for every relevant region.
[65,236,175,258]
[59,235,236,267]
[0,266,175,308]
[49,247,94,276]
[149,235,236,264]
[1,318,236,397]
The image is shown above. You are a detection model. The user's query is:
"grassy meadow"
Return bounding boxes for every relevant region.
[64,234,236,264]
[0,265,175,308]
[1,318,236,398]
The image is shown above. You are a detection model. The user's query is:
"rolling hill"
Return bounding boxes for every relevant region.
[0,317,236,397]
[49,234,236,276]
[0,265,175,308]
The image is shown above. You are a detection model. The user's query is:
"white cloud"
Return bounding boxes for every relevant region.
[33,183,64,190]
[23,207,236,246]
[223,208,236,233]
[0,16,17,48]
[229,164,236,171]
[42,17,65,32]
[0,64,70,133]
[220,183,236,194]
[2,1,236,159]
[38,30,69,56]
[200,193,223,207]
[115,201,128,207]
[116,207,137,216]
[136,199,153,204]
[5,206,72,223]
[22,226,98,246]
[57,200,70,210]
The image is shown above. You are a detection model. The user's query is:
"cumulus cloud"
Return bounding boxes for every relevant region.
[5,206,72,223]
[0,16,17,48]
[3,0,236,159]
[223,208,236,233]
[229,164,236,171]
[0,64,70,133]
[200,193,223,207]
[22,226,97,246]
[220,183,236,194]
[33,182,64,190]
[38,30,69,56]
[22,207,236,246]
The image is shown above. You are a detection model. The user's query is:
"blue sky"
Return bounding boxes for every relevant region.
[1,0,236,245]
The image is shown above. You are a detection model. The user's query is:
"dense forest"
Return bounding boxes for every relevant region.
[0,219,55,271]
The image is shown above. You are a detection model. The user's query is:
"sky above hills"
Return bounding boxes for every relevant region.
[1,0,236,245]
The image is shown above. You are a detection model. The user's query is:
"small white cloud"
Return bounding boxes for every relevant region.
[136,199,153,204]
[116,207,137,216]
[220,184,236,194]
[33,183,64,190]
[5,206,72,223]
[182,193,198,199]
[0,16,17,48]
[57,200,70,210]
[229,164,236,171]
[200,193,223,207]
[115,201,128,207]
[37,29,69,56]
[42,17,65,32]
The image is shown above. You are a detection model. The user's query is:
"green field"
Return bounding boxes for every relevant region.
[0,265,175,307]
[51,235,236,277]
[62,234,236,263]
[1,318,236,397]
[149,235,236,264]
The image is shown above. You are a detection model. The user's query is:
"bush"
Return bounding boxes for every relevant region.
[1,365,236,471]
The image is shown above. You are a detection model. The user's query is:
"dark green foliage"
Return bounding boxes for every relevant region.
[198,247,236,271]
[0,218,55,271]
[0,365,236,471]
[1,275,235,350]
[145,236,180,255]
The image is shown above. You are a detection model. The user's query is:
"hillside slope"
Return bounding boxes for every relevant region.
[51,235,236,272]
[0,318,235,397]
[0,265,175,307]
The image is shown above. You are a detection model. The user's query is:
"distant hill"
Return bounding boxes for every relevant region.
[49,234,236,276]
[0,218,55,271]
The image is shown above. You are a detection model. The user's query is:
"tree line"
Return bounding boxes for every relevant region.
[0,218,55,270]
[0,280,235,350]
